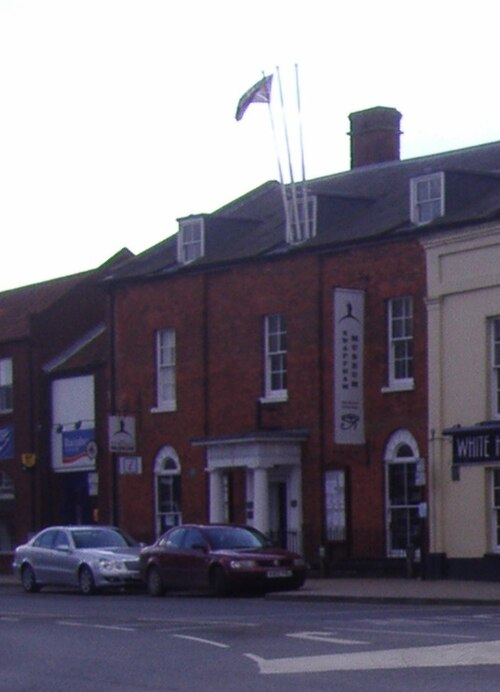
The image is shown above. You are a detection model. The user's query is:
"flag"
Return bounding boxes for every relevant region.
[235,74,273,121]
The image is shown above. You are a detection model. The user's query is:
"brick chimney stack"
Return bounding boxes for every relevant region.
[348,106,402,169]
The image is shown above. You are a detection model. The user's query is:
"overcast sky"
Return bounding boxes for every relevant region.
[1,0,500,291]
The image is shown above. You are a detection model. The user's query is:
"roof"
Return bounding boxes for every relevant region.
[106,138,500,284]
[0,272,90,342]
[0,249,133,343]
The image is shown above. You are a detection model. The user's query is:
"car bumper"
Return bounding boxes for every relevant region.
[93,570,143,589]
[227,568,307,591]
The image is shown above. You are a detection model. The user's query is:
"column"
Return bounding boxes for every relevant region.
[208,469,225,523]
[252,467,269,535]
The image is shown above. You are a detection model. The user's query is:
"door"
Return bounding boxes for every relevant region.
[269,481,287,548]
[386,454,420,556]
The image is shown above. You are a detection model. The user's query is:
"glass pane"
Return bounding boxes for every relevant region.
[388,465,406,505]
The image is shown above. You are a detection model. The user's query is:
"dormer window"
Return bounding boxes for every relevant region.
[410,172,444,225]
[286,191,317,244]
[177,217,205,264]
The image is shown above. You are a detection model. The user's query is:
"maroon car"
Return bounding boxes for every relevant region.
[140,524,307,596]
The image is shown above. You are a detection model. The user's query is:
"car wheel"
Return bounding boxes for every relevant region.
[147,566,165,597]
[210,565,229,596]
[78,565,96,595]
[21,564,40,593]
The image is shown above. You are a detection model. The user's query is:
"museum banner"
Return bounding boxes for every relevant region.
[334,288,365,445]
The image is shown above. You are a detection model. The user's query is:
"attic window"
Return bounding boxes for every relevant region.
[286,191,317,244]
[177,218,205,264]
[410,173,444,225]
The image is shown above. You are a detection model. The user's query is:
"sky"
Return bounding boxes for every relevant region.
[1,0,500,291]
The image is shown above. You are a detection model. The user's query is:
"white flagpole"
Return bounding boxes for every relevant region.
[276,65,300,243]
[295,63,310,239]
[262,70,292,238]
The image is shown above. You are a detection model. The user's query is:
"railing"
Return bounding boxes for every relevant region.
[268,530,300,553]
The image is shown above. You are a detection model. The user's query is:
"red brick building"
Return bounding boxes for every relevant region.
[107,107,433,571]
[0,251,131,570]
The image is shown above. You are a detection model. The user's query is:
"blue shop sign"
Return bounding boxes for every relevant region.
[0,425,14,460]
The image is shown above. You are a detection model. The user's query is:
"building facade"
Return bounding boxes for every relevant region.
[424,221,500,578]
[0,251,131,570]
[108,108,432,570]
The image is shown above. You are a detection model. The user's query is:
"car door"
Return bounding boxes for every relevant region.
[50,529,78,585]
[28,529,59,583]
[176,528,210,589]
[154,527,186,588]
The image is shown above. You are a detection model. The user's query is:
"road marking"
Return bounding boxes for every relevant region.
[173,634,229,649]
[334,625,478,640]
[246,639,500,674]
[287,631,368,645]
[58,621,135,632]
[0,617,19,622]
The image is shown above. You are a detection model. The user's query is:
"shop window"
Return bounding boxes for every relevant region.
[325,469,347,542]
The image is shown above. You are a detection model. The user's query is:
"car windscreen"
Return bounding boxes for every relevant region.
[205,527,271,550]
[70,529,132,549]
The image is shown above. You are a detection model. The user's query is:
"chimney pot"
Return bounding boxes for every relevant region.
[348,106,402,169]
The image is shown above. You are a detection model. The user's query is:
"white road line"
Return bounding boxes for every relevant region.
[0,617,19,622]
[245,639,500,675]
[287,631,368,645]
[58,621,135,632]
[332,625,478,640]
[173,634,229,649]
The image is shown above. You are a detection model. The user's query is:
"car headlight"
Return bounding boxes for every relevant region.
[229,559,257,570]
[98,558,126,572]
[293,558,306,568]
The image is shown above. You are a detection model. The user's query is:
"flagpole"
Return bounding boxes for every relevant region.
[276,65,300,243]
[295,63,310,239]
[262,70,292,238]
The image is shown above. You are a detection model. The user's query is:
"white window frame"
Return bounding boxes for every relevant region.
[384,296,414,392]
[262,313,288,402]
[491,468,500,552]
[384,430,421,558]
[153,328,176,412]
[490,317,500,418]
[0,358,13,413]
[410,172,445,225]
[177,218,205,264]
[154,446,182,537]
[286,192,317,244]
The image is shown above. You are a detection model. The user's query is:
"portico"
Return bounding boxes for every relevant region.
[194,430,307,552]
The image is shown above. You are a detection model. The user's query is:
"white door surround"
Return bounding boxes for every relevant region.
[194,430,307,552]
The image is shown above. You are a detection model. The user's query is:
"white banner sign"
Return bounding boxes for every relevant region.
[334,288,365,445]
[109,416,136,453]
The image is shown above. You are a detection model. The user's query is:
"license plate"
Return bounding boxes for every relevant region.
[266,569,292,579]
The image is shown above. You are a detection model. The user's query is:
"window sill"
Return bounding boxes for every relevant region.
[259,394,288,405]
[150,404,177,414]
[381,380,415,394]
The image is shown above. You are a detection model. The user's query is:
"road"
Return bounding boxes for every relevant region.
[1,587,500,690]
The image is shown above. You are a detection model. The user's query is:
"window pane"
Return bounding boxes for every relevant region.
[157,329,176,408]
[265,314,287,396]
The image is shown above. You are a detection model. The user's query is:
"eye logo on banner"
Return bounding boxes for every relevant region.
[334,289,365,445]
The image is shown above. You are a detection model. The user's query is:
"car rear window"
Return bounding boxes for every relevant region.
[71,528,131,549]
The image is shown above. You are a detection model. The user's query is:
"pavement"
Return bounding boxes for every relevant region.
[3,572,500,605]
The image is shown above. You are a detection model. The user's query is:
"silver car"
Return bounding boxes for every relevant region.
[12,525,142,594]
